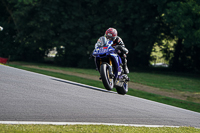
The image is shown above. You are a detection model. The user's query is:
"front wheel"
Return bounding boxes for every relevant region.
[116,82,128,95]
[100,63,114,90]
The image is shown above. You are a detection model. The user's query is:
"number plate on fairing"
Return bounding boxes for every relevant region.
[94,47,108,54]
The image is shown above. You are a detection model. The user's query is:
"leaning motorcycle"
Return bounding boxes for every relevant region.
[92,37,129,95]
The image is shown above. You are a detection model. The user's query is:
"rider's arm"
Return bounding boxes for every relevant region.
[115,37,128,54]
[115,36,125,47]
[115,45,129,54]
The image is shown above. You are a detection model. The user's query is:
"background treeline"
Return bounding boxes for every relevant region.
[0,0,200,71]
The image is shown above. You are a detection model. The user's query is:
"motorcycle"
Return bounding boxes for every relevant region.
[92,37,129,95]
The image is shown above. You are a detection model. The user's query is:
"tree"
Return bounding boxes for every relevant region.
[0,0,19,59]
[2,0,199,71]
[163,0,200,71]
[116,0,169,68]
[0,0,38,60]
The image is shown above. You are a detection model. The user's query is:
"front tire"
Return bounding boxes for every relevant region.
[100,63,114,90]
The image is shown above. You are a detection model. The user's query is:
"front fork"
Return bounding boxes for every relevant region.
[98,57,112,70]
[97,57,114,79]
[108,58,114,79]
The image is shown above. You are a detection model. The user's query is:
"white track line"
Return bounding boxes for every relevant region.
[0,121,180,128]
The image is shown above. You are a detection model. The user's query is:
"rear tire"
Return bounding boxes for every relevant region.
[100,63,114,90]
[116,82,128,95]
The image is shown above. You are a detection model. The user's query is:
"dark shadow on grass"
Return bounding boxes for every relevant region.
[51,78,116,94]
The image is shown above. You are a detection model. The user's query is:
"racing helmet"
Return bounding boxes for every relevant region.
[105,28,117,41]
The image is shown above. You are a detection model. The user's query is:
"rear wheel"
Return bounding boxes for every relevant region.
[116,82,128,95]
[100,63,114,90]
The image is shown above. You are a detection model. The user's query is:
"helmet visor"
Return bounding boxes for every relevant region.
[106,35,116,41]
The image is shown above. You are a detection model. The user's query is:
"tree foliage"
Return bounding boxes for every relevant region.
[163,0,200,70]
[0,0,200,71]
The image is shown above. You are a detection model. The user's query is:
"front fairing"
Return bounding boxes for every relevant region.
[93,40,115,57]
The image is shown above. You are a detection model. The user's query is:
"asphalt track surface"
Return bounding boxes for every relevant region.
[0,65,200,128]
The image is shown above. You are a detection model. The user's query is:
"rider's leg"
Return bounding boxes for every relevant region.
[122,57,129,74]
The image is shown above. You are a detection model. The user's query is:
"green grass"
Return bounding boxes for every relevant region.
[129,71,200,92]
[8,64,200,113]
[128,89,200,112]
[11,62,100,76]
[0,124,199,133]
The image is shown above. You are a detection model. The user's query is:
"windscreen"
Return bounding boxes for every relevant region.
[98,36,107,47]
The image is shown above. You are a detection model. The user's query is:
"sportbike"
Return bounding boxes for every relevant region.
[92,37,129,95]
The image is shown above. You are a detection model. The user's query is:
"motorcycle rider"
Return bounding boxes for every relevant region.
[95,28,129,74]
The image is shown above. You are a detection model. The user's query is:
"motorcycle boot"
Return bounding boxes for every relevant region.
[123,74,130,81]
[122,58,129,74]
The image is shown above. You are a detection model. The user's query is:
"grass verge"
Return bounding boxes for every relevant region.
[8,64,200,113]
[0,124,200,133]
